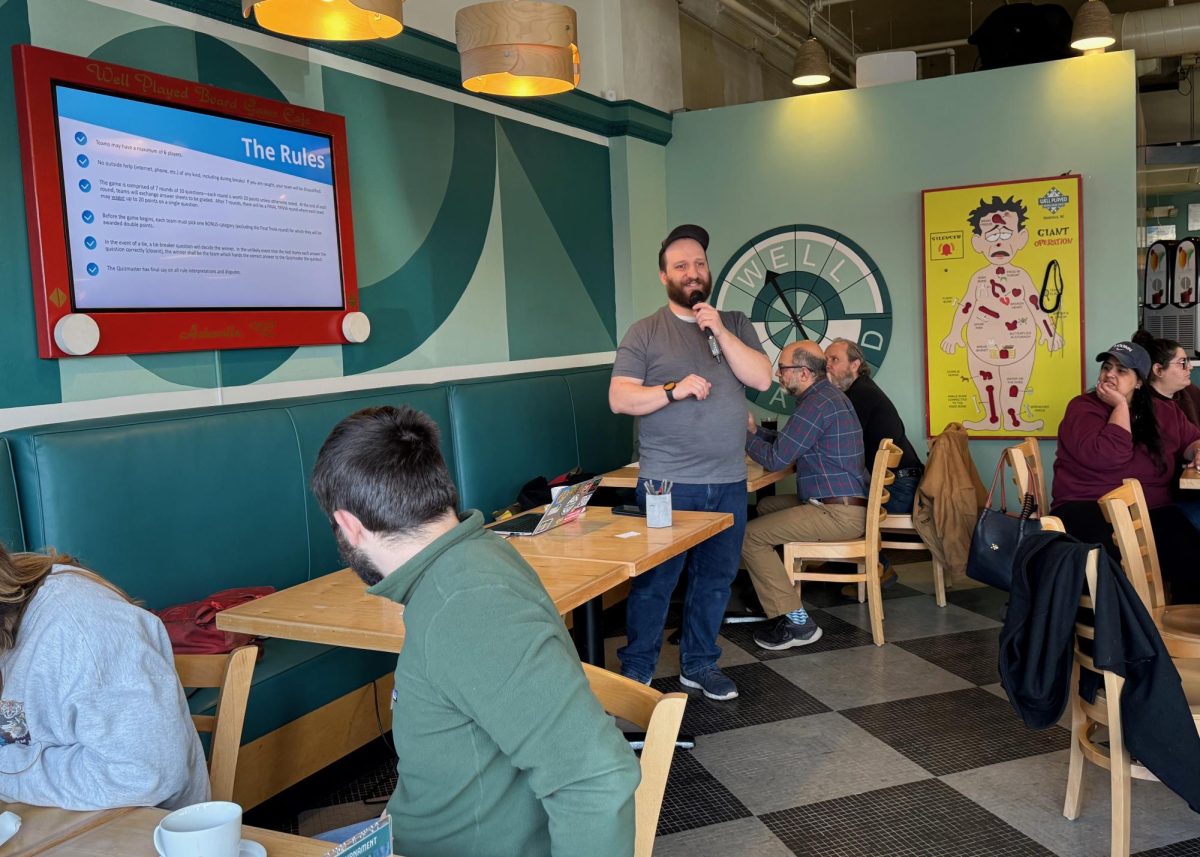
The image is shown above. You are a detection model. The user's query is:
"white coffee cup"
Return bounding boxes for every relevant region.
[154,801,242,857]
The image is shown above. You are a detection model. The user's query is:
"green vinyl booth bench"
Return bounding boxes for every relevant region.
[0,365,632,808]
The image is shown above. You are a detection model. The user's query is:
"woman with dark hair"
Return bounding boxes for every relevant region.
[1053,341,1200,602]
[0,543,209,810]
[1132,329,1200,428]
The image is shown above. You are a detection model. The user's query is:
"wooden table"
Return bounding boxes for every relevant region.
[503,507,733,577]
[1181,471,1200,489]
[501,507,733,663]
[601,459,794,493]
[3,805,329,856]
[1154,604,1200,659]
[218,557,632,655]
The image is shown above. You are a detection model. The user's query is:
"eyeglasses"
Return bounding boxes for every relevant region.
[777,364,804,371]
[1168,358,1190,369]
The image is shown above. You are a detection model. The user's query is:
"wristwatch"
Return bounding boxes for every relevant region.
[664,381,678,402]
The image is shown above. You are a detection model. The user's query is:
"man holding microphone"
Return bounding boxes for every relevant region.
[609,225,772,700]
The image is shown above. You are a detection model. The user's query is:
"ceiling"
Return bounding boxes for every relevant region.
[810,0,1175,77]
[724,1,1200,197]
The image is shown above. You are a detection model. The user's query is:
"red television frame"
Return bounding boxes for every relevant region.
[12,45,360,358]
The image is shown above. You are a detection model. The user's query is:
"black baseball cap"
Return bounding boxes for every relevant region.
[1096,341,1151,380]
[658,224,709,268]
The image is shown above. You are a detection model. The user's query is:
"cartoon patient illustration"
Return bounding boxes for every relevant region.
[940,195,1064,431]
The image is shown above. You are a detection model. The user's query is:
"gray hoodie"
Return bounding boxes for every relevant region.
[0,568,209,810]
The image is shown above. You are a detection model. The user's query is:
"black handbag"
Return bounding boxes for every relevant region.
[967,457,1042,591]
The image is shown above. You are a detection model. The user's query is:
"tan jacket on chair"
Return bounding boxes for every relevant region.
[913,423,987,584]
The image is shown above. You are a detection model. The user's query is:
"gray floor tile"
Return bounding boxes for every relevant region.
[691,712,930,815]
[652,817,793,857]
[603,631,756,678]
[945,584,1011,622]
[822,593,1001,642]
[762,778,1056,856]
[767,643,973,710]
[943,750,1200,857]
[1137,839,1200,856]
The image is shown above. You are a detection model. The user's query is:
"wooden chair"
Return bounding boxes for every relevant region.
[1007,437,1049,518]
[175,646,257,803]
[582,664,687,857]
[783,439,902,646]
[1098,479,1166,610]
[1061,538,1200,857]
[875,434,946,607]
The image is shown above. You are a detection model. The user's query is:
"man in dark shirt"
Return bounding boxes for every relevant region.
[742,341,867,650]
[825,338,924,514]
[826,339,924,592]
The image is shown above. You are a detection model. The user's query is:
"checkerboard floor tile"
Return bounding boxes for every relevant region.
[1136,840,1200,856]
[896,626,1003,685]
[654,745,752,836]
[840,687,1071,776]
[652,661,829,735]
[761,778,1057,856]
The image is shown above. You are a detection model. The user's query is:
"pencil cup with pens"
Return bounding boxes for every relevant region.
[645,480,672,528]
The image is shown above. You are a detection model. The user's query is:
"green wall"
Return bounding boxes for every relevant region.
[662,52,1139,487]
[0,0,638,425]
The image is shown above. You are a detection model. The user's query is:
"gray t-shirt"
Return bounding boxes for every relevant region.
[613,305,765,484]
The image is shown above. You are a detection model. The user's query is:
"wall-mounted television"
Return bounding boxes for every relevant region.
[13,45,366,358]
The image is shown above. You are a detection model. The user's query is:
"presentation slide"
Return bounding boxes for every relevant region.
[54,85,345,310]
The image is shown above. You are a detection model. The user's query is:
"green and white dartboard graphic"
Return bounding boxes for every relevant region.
[714,225,892,415]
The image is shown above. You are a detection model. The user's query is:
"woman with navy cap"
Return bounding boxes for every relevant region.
[1052,340,1200,601]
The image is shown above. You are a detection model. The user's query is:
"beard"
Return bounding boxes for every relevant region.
[828,368,854,391]
[336,528,384,586]
[665,270,712,307]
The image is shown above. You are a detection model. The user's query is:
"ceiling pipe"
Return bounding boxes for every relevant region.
[1113,4,1200,60]
[890,37,970,53]
[916,47,956,76]
[719,0,854,85]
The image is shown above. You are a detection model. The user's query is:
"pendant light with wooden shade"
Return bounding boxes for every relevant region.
[242,0,404,42]
[455,2,580,97]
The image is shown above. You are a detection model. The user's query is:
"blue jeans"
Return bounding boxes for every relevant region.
[1179,499,1200,534]
[617,479,748,682]
[884,474,918,515]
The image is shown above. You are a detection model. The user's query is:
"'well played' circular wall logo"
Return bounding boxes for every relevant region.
[714,225,891,415]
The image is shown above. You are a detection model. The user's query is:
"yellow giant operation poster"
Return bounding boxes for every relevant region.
[922,175,1084,439]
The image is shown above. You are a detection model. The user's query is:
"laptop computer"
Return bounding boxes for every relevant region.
[492,476,604,536]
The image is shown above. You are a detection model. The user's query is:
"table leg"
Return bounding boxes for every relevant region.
[572,596,605,666]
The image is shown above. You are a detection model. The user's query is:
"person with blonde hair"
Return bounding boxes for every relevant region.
[0,543,208,810]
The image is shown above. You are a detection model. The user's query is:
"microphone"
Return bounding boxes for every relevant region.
[688,292,722,364]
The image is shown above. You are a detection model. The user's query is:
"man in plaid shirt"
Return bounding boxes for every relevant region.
[742,340,867,650]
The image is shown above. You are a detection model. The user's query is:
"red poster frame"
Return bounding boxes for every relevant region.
[920,174,1086,440]
[12,45,361,358]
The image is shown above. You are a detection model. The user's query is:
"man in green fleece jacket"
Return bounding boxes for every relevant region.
[311,405,641,857]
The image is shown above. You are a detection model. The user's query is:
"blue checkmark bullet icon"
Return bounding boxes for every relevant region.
[77,154,89,168]
[78,179,91,193]
[86,263,99,276]
[74,131,87,145]
[84,236,97,250]
[81,210,94,224]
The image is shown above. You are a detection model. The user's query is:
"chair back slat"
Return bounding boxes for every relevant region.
[582,663,687,857]
[863,439,902,562]
[1006,437,1048,516]
[175,645,256,803]
[1099,479,1165,609]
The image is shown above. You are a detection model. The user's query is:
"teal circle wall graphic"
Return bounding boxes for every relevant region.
[713,225,891,416]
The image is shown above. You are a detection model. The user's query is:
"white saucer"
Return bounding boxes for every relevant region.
[240,840,267,857]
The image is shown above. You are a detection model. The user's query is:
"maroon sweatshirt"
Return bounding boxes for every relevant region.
[1053,391,1200,509]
